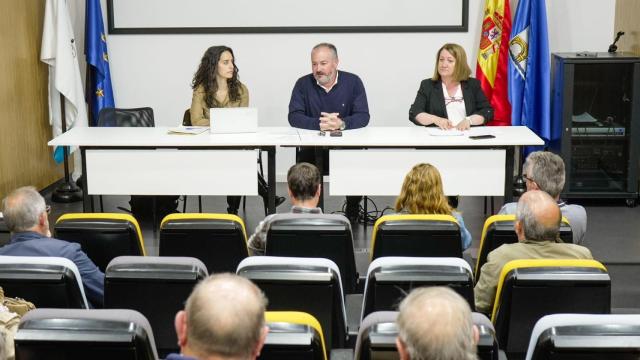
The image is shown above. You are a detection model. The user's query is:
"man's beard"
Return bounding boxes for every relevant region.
[315,73,332,85]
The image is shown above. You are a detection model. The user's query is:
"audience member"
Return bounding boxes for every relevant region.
[0,186,104,308]
[475,190,593,313]
[248,162,324,255]
[499,150,586,244]
[396,286,478,360]
[288,42,369,222]
[395,163,472,250]
[168,273,268,360]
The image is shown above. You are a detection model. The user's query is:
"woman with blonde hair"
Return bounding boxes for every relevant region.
[395,163,472,250]
[409,43,493,130]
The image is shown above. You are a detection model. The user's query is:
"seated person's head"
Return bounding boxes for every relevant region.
[287,162,321,206]
[395,163,452,215]
[523,151,565,199]
[515,190,562,242]
[2,186,49,235]
[396,286,478,360]
[175,273,268,360]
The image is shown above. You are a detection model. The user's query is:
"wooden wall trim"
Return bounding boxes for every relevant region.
[614,0,640,56]
[0,0,64,199]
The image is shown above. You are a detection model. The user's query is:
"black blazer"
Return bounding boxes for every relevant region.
[408,78,494,125]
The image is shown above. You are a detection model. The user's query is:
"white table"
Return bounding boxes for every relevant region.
[49,126,543,213]
[292,126,544,207]
[49,127,300,213]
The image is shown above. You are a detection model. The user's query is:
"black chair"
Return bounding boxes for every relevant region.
[370,214,463,261]
[265,213,358,293]
[237,256,348,351]
[353,311,499,360]
[159,213,249,274]
[0,215,10,247]
[182,109,191,126]
[527,314,640,360]
[491,259,611,360]
[260,311,327,360]
[0,256,89,309]
[361,257,475,320]
[104,256,207,358]
[474,214,574,282]
[98,107,154,128]
[54,213,146,272]
[15,308,158,360]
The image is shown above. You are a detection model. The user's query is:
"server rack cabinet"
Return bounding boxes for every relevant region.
[552,52,640,205]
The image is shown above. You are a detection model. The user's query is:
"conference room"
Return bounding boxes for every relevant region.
[1,0,640,359]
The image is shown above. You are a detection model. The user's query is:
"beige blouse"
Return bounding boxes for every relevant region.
[189,82,249,126]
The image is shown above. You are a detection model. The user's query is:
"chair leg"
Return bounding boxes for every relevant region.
[182,196,187,213]
[99,195,104,212]
[152,197,158,238]
[242,196,246,212]
[483,196,487,216]
[198,196,202,213]
[258,152,264,178]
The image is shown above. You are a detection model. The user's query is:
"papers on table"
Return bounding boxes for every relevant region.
[167,126,208,135]
[425,128,465,136]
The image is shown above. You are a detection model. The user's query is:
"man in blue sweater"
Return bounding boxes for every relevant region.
[288,42,370,221]
[0,186,104,307]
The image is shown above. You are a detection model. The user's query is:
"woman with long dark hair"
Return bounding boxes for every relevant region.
[190,46,247,125]
[190,46,283,213]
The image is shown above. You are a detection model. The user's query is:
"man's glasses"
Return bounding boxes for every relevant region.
[523,174,535,183]
[45,205,51,214]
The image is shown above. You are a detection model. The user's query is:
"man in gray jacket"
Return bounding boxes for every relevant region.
[499,151,587,244]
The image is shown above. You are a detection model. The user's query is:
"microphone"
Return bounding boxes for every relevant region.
[608,31,625,53]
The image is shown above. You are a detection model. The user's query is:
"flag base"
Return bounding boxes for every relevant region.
[51,181,83,203]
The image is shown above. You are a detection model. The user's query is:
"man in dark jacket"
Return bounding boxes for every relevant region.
[0,186,104,307]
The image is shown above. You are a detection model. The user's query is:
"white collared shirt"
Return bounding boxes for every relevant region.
[317,70,339,93]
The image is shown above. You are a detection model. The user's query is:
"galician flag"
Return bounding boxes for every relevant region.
[476,0,512,126]
[41,0,88,179]
[508,0,552,152]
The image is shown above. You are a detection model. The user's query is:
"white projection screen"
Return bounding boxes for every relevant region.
[107,0,469,34]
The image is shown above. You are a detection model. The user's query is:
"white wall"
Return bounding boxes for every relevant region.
[72,0,616,179]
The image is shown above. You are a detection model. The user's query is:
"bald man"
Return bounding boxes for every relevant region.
[397,287,479,360]
[474,190,593,314]
[168,274,268,360]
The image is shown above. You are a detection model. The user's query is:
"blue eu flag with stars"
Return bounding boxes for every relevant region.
[85,0,114,126]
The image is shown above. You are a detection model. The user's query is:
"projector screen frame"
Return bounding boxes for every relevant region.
[106,0,469,34]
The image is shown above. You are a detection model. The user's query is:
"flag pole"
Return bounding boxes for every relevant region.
[51,93,83,203]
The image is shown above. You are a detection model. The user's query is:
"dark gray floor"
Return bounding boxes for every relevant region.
[45,182,640,311]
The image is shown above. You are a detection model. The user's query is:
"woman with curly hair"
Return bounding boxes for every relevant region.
[395,163,472,250]
[190,46,248,125]
[190,46,284,213]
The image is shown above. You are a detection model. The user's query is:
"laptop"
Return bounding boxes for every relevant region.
[209,107,258,134]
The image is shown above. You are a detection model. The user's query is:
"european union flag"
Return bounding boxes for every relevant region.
[508,0,554,152]
[85,0,114,126]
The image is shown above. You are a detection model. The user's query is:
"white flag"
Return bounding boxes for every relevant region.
[41,0,88,180]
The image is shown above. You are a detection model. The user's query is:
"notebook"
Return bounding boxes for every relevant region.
[209,107,258,134]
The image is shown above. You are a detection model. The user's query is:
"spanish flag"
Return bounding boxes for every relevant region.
[476,0,512,126]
